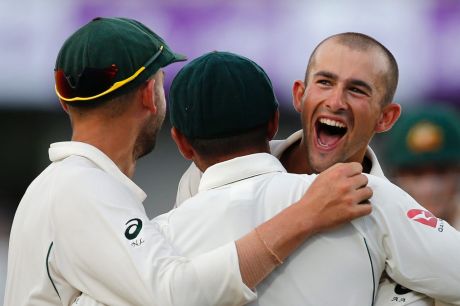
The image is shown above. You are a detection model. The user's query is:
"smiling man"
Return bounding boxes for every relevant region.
[279,33,401,176]
[174,33,445,305]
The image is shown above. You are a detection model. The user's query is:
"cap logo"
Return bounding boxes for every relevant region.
[406,121,443,153]
[407,209,438,228]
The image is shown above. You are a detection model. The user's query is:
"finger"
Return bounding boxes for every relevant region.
[353,186,373,204]
[358,199,371,205]
[347,173,369,190]
[339,162,363,177]
[320,162,362,181]
[349,203,372,219]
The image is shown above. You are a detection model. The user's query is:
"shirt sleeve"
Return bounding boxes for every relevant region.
[50,169,255,306]
[174,162,202,208]
[364,175,460,305]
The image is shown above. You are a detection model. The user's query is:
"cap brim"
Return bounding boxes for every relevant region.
[159,52,187,70]
[171,52,187,62]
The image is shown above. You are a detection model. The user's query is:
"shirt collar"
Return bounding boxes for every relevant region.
[271,130,303,158]
[49,141,147,201]
[365,146,386,178]
[198,153,286,192]
[271,130,386,178]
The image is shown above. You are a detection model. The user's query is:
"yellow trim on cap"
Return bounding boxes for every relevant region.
[56,46,163,102]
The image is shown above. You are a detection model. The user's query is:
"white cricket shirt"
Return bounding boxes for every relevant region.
[172,130,459,305]
[4,141,255,306]
[160,153,460,305]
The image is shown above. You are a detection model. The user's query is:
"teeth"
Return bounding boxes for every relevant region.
[319,118,346,128]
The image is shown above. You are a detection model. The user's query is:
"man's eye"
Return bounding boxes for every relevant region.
[350,87,366,95]
[317,80,331,86]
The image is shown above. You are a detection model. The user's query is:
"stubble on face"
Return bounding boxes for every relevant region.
[133,72,166,160]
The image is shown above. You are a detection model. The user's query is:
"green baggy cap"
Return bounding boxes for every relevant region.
[385,105,460,168]
[169,51,279,139]
[55,17,186,102]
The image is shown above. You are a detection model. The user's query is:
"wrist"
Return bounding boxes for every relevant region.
[256,200,317,261]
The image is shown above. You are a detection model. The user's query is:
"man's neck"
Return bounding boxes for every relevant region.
[280,140,372,175]
[71,121,137,178]
[279,138,312,174]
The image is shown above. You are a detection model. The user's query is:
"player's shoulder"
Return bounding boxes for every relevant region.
[262,172,315,205]
[267,172,317,190]
[23,155,110,200]
[57,155,124,188]
[52,155,139,213]
[363,174,426,222]
[365,173,390,185]
[270,172,316,186]
[365,174,408,201]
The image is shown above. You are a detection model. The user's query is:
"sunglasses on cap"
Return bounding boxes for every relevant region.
[55,46,163,102]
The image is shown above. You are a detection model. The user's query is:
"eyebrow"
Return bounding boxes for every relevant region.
[314,70,373,94]
[314,71,337,80]
[349,79,373,94]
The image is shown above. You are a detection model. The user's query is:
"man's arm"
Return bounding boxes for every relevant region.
[66,163,372,305]
[52,172,254,306]
[237,162,372,288]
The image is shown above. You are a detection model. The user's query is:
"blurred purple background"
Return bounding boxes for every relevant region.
[1,0,459,301]
[1,0,459,109]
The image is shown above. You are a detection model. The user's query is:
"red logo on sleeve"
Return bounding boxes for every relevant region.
[407,209,438,228]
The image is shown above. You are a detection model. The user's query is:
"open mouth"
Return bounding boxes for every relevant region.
[315,118,347,149]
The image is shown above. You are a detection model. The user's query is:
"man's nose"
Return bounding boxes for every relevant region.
[325,88,348,112]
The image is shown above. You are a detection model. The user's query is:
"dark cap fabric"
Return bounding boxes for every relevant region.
[169,51,279,139]
[384,105,460,168]
[55,17,186,102]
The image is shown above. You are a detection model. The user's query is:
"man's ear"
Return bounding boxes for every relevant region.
[59,99,69,114]
[171,127,195,160]
[292,80,306,113]
[375,102,401,133]
[267,110,280,140]
[141,78,157,114]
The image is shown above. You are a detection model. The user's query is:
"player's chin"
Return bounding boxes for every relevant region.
[309,153,338,173]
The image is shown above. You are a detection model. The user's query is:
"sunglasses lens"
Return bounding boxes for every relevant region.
[55,64,119,99]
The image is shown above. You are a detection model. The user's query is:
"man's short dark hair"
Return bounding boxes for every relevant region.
[305,32,399,106]
[186,123,269,159]
[63,86,139,118]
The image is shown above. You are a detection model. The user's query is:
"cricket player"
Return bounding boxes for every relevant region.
[4,19,372,306]
[173,34,457,305]
[162,51,460,305]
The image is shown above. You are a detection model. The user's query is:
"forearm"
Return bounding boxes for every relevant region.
[236,163,372,289]
[236,200,315,289]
